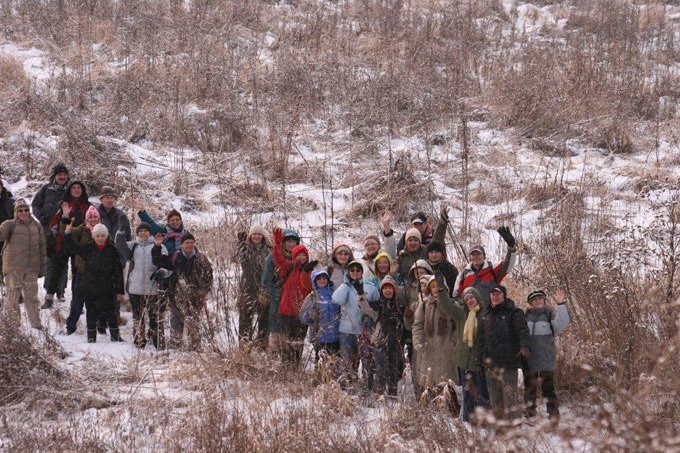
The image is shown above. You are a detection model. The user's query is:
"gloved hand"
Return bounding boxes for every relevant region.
[119,215,129,232]
[518,346,531,359]
[497,226,516,248]
[352,280,365,295]
[273,228,283,246]
[303,260,318,273]
[237,231,247,242]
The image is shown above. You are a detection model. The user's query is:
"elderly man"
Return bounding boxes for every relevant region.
[0,199,46,330]
[97,186,131,240]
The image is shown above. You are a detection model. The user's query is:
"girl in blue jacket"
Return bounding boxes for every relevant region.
[300,269,340,364]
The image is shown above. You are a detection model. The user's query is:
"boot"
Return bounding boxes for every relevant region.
[117,316,128,326]
[87,328,97,343]
[110,328,125,343]
[41,294,54,309]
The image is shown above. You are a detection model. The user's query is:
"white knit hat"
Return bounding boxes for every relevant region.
[92,223,109,237]
[405,227,422,242]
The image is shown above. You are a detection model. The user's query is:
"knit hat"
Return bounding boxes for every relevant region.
[405,228,422,242]
[51,163,69,178]
[411,259,434,274]
[136,222,152,235]
[92,223,108,237]
[469,244,486,256]
[13,198,30,215]
[282,229,300,244]
[332,243,353,257]
[527,289,547,303]
[85,205,100,222]
[426,240,446,253]
[380,275,398,293]
[99,186,118,199]
[180,232,195,244]
[292,245,309,261]
[248,224,267,239]
[167,209,182,222]
[347,260,363,272]
[411,212,427,224]
[490,284,507,297]
[462,287,482,304]
[363,234,380,247]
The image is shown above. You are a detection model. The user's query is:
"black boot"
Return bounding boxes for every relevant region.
[87,328,97,343]
[110,328,125,343]
[41,294,54,310]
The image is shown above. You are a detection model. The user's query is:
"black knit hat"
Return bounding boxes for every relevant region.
[181,232,195,244]
[52,163,69,177]
[426,240,446,253]
[136,222,152,234]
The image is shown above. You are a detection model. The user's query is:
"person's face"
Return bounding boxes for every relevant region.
[168,215,182,229]
[101,195,116,209]
[335,249,351,266]
[465,295,478,310]
[428,250,443,264]
[296,253,308,265]
[406,236,421,252]
[315,275,328,288]
[87,216,99,227]
[137,229,151,241]
[283,238,297,252]
[364,240,380,257]
[55,172,68,185]
[470,250,485,267]
[376,257,390,274]
[181,239,196,254]
[348,266,363,281]
[250,233,264,244]
[530,296,546,308]
[381,285,395,299]
[413,222,426,234]
[490,290,504,306]
[415,268,428,279]
[16,206,30,221]
[429,281,439,294]
[93,232,108,246]
[419,281,428,295]
[70,184,83,198]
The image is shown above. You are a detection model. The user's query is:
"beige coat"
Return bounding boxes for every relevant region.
[412,290,459,387]
[0,216,46,277]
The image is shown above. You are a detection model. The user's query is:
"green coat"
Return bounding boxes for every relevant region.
[450,303,488,371]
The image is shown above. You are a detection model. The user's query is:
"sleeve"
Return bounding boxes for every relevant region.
[115,252,125,295]
[201,255,214,289]
[261,253,275,294]
[115,231,132,261]
[383,229,397,260]
[453,268,466,297]
[62,230,84,255]
[432,212,448,244]
[477,319,486,366]
[122,212,132,241]
[0,220,11,241]
[513,308,531,350]
[435,290,457,320]
[31,186,46,223]
[151,244,173,269]
[494,248,517,282]
[300,293,316,325]
[332,282,350,306]
[358,294,378,321]
[411,299,425,348]
[551,304,571,336]
[396,232,405,255]
[37,223,46,276]
[137,210,164,235]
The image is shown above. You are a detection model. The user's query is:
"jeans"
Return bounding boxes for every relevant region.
[459,368,490,422]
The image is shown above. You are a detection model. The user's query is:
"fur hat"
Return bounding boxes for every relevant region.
[405,228,422,242]
[527,289,547,303]
[92,223,108,237]
[426,240,446,253]
[469,244,486,256]
[136,222,152,235]
[248,224,267,240]
[99,186,118,199]
[85,205,100,222]
[180,232,195,244]
[167,209,182,222]
[13,198,30,215]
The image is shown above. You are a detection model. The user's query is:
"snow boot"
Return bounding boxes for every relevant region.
[110,328,125,343]
[87,328,97,343]
[41,294,54,310]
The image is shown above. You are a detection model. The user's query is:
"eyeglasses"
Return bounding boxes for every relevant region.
[348,268,363,273]
[16,208,29,213]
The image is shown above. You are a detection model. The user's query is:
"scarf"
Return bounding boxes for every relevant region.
[463,305,480,347]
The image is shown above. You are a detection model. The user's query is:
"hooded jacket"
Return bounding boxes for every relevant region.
[332,268,379,335]
[278,244,313,317]
[525,304,571,372]
[116,232,168,296]
[0,201,46,276]
[31,164,70,227]
[300,269,340,344]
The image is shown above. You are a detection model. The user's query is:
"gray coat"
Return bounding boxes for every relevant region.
[525,304,571,372]
[115,232,168,296]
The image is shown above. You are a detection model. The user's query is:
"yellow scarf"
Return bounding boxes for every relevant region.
[463,305,480,347]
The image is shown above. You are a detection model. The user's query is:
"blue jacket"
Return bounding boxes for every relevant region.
[332,274,379,335]
[300,269,339,344]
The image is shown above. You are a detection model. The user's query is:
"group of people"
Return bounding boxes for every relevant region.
[236,207,571,424]
[0,163,213,349]
[0,162,573,425]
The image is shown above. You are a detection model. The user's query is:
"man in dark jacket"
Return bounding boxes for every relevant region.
[478,284,531,421]
[426,240,458,297]
[0,179,16,281]
[32,163,69,306]
[97,186,131,241]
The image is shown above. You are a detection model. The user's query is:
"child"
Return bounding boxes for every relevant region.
[300,269,340,363]
[524,288,571,425]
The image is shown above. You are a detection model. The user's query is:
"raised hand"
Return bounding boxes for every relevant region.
[554,288,567,305]
[154,232,163,246]
[440,203,449,221]
[61,201,71,218]
[303,259,319,273]
[237,231,247,242]
[131,198,145,212]
[273,227,284,246]
[497,226,516,248]
[380,211,394,230]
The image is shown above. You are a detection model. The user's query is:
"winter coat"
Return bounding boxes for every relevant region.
[65,234,124,296]
[370,295,405,347]
[48,180,92,229]
[0,214,46,276]
[64,224,93,273]
[453,248,517,306]
[234,237,271,300]
[153,245,213,312]
[138,210,184,254]
[396,223,434,254]
[478,298,531,370]
[358,230,397,279]
[412,290,460,387]
[450,302,488,371]
[332,274,379,335]
[525,304,571,372]
[392,213,447,285]
[300,269,340,344]
[0,188,15,224]
[261,228,302,332]
[276,245,313,317]
[98,205,131,241]
[396,260,434,332]
[116,233,168,296]
[429,260,459,298]
[31,172,69,227]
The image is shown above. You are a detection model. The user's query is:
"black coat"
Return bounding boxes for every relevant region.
[429,260,459,297]
[65,234,124,296]
[0,188,15,223]
[31,181,68,227]
[478,298,531,369]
